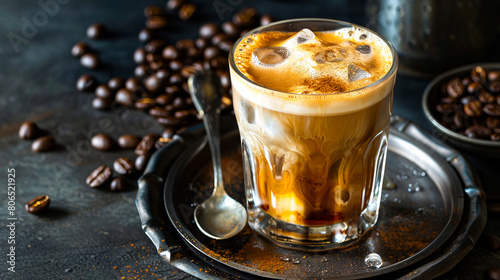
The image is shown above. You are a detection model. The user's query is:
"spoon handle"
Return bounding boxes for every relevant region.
[202,103,226,196]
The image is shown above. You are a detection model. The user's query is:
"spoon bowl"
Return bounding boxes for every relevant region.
[188,70,247,240]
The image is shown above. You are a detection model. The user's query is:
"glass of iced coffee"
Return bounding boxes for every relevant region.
[229,19,398,250]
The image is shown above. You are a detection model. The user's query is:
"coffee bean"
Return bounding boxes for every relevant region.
[167,0,185,10]
[25,195,50,214]
[19,121,39,140]
[233,7,259,27]
[157,116,182,126]
[110,176,129,192]
[134,154,150,172]
[80,53,100,69]
[436,102,453,113]
[155,94,173,106]
[462,76,472,87]
[146,15,168,30]
[169,73,183,85]
[138,28,153,43]
[218,40,234,53]
[222,21,240,38]
[154,137,172,150]
[209,56,229,70]
[486,117,500,129]
[490,82,500,93]
[92,97,113,110]
[218,70,230,89]
[179,3,196,20]
[471,66,488,84]
[117,134,141,149]
[162,127,176,139]
[176,39,195,51]
[446,77,465,98]
[467,82,483,94]
[144,75,162,93]
[260,14,273,26]
[155,69,170,81]
[479,90,496,104]
[134,64,149,78]
[179,65,195,79]
[71,42,90,57]
[165,85,182,95]
[489,71,500,82]
[135,134,158,156]
[134,48,147,64]
[492,133,500,141]
[465,125,491,139]
[172,96,186,109]
[199,22,220,38]
[195,38,209,49]
[32,135,56,152]
[169,60,183,72]
[113,157,134,175]
[91,133,116,151]
[162,45,180,60]
[482,233,500,251]
[108,77,125,91]
[464,100,483,117]
[95,84,114,99]
[125,77,143,91]
[76,74,98,92]
[460,95,477,105]
[115,88,135,107]
[87,23,107,39]
[204,46,220,60]
[144,5,165,17]
[135,98,156,110]
[149,106,170,118]
[86,165,112,188]
[487,268,500,280]
[145,39,167,54]
[484,104,500,117]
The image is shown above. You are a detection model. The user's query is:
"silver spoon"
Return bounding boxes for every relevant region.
[188,70,247,240]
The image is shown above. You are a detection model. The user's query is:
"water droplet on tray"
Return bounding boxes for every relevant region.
[365,253,383,268]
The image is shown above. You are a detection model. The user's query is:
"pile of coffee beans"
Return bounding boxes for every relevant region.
[434,66,500,141]
[67,5,273,192]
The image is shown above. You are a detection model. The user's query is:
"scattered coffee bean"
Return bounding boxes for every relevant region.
[146,15,168,30]
[162,127,176,139]
[260,14,273,26]
[134,154,150,172]
[86,165,112,188]
[71,42,90,57]
[118,134,141,149]
[86,23,107,39]
[138,28,154,43]
[19,121,39,140]
[487,268,500,280]
[76,74,98,92]
[135,98,156,110]
[92,97,113,110]
[144,5,165,17]
[149,106,170,118]
[31,135,56,152]
[108,77,125,91]
[134,64,150,78]
[482,233,500,251]
[489,71,500,82]
[199,22,220,38]
[145,39,167,54]
[222,21,240,38]
[179,3,196,20]
[134,48,147,64]
[110,176,128,192]
[233,7,259,27]
[80,53,100,69]
[135,134,158,155]
[95,84,114,99]
[154,137,172,150]
[91,133,115,151]
[167,0,185,10]
[25,195,50,214]
[113,157,134,175]
[115,88,135,107]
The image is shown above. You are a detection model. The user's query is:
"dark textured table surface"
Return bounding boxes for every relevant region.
[0,1,499,279]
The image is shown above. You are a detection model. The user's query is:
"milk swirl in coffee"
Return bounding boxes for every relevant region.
[230,21,396,248]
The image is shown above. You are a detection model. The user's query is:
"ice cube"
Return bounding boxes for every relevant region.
[252,46,290,67]
[314,50,345,64]
[348,64,372,82]
[295,28,315,44]
[356,45,371,54]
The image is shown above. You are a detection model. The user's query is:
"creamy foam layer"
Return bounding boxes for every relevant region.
[231,27,395,116]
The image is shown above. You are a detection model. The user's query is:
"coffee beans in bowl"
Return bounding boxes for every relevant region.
[422,63,500,156]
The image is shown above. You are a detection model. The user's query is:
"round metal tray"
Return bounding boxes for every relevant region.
[136,115,487,279]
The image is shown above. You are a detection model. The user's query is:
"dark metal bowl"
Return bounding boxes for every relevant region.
[422,63,500,157]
